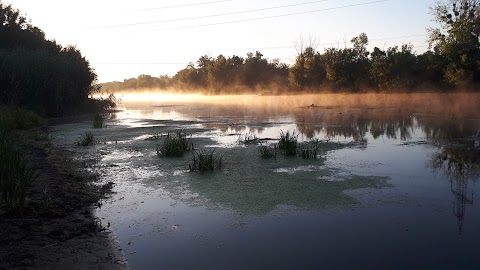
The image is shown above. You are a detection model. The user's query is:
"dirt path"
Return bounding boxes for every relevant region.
[0,132,128,270]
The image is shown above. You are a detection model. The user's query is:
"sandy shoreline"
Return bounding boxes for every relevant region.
[0,130,128,270]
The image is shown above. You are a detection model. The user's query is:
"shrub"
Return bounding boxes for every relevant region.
[156,131,193,157]
[278,130,298,156]
[189,150,223,172]
[0,107,44,131]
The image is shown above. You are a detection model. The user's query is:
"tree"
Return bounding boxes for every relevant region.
[0,3,110,116]
[324,33,371,91]
[288,47,324,89]
[428,0,480,86]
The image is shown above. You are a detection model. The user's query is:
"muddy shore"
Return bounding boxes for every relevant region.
[0,130,128,270]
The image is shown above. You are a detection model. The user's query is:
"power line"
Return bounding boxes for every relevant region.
[150,0,391,31]
[137,0,232,11]
[94,0,328,29]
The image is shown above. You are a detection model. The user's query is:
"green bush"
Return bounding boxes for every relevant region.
[0,107,44,131]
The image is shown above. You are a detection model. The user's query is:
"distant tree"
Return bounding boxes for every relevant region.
[288,47,324,89]
[370,44,419,90]
[324,33,371,91]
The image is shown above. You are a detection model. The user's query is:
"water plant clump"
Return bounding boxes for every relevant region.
[0,131,35,211]
[258,144,277,159]
[157,130,194,157]
[189,150,223,172]
[278,130,298,156]
[93,113,105,128]
[77,131,95,146]
[238,133,259,144]
[301,139,322,159]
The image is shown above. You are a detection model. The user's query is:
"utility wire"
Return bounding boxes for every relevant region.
[94,0,328,29]
[137,0,232,11]
[150,0,390,31]
[93,34,428,65]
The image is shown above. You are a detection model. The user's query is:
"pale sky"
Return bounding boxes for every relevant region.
[9,0,437,83]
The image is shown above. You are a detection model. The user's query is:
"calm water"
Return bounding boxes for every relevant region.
[52,93,480,269]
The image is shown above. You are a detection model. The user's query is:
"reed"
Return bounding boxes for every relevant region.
[93,113,105,128]
[0,131,35,210]
[278,130,298,156]
[189,150,223,172]
[77,132,95,146]
[258,144,277,159]
[156,130,194,157]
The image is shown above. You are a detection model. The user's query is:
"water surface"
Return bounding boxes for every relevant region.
[52,93,480,269]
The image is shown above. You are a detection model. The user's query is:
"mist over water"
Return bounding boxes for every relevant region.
[56,93,480,269]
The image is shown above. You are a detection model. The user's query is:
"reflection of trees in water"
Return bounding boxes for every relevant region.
[295,110,415,141]
[429,145,480,234]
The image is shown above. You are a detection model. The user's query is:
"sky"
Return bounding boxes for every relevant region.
[9,0,438,83]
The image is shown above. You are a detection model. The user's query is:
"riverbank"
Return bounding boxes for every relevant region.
[0,128,128,270]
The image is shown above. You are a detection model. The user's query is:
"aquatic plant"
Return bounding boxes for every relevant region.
[0,131,35,210]
[301,139,321,159]
[157,130,194,157]
[93,113,105,128]
[77,132,95,146]
[189,150,223,172]
[238,133,258,144]
[278,130,298,156]
[258,144,277,159]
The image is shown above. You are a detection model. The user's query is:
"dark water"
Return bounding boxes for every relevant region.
[52,93,480,269]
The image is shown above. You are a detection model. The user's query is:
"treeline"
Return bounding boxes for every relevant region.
[0,3,113,116]
[103,0,480,94]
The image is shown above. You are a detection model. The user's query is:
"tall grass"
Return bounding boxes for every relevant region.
[278,130,298,156]
[77,132,95,146]
[93,113,105,128]
[258,144,277,159]
[301,139,321,159]
[189,150,223,172]
[238,133,258,144]
[0,131,35,210]
[157,131,194,157]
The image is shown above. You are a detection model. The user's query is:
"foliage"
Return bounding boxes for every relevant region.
[0,131,35,211]
[0,3,112,116]
[189,150,223,172]
[156,131,194,157]
[278,130,298,156]
[428,0,480,85]
[77,132,95,146]
[0,107,44,131]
